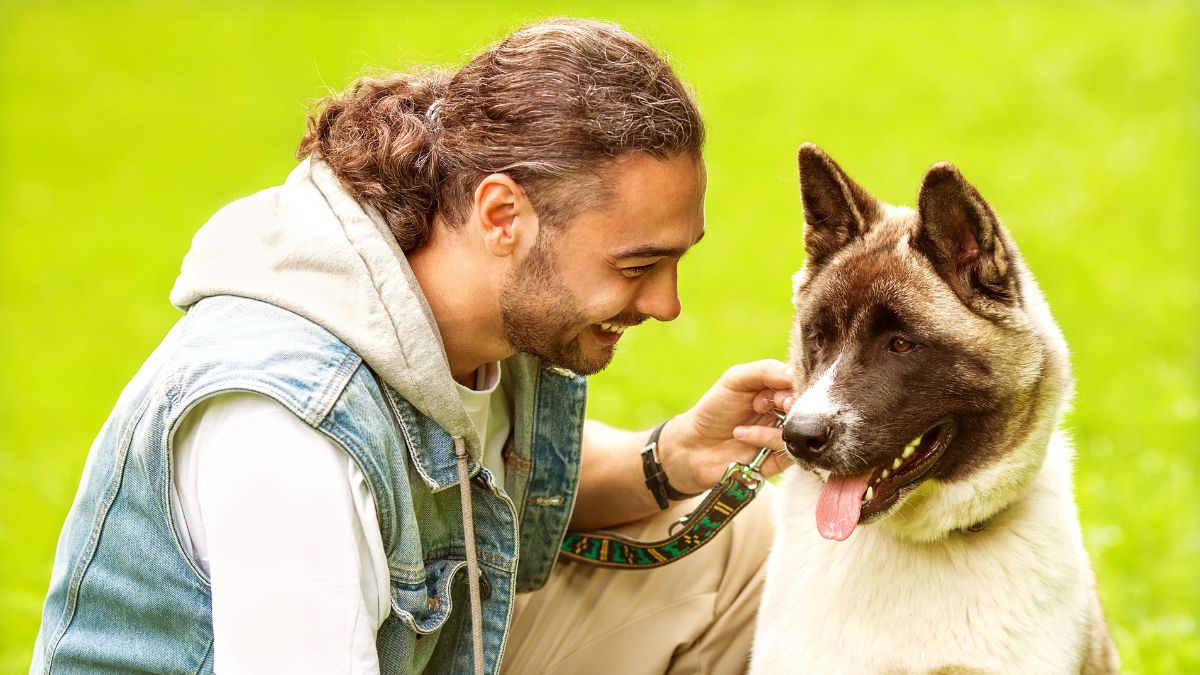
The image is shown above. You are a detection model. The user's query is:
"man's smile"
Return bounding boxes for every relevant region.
[590,323,627,346]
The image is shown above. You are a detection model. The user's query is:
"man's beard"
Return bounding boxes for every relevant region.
[499,240,623,375]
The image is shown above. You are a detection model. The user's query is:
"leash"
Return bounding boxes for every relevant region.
[559,416,781,570]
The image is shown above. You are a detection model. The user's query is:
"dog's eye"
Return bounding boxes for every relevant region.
[888,337,915,353]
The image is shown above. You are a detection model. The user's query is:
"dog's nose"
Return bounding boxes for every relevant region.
[783,415,835,458]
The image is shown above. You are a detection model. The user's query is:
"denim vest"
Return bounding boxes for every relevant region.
[31,295,586,674]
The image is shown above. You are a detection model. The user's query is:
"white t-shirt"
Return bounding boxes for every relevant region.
[457,361,508,486]
[171,365,510,674]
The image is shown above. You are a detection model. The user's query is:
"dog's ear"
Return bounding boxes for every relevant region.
[915,162,1016,304]
[798,143,882,264]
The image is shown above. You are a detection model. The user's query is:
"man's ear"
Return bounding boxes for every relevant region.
[797,142,882,264]
[914,162,1016,304]
[474,174,539,258]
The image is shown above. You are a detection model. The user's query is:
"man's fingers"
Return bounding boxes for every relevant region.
[732,423,785,452]
[723,359,794,393]
[763,448,792,479]
[752,390,795,414]
[732,423,793,478]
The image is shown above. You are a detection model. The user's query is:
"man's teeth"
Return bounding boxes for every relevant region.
[598,323,627,335]
[862,433,925,502]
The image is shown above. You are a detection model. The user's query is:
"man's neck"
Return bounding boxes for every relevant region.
[407,234,512,387]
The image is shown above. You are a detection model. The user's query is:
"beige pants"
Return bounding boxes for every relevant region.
[501,486,775,675]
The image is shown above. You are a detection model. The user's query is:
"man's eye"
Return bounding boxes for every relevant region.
[620,263,656,278]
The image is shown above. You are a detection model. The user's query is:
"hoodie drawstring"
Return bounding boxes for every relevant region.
[454,436,486,675]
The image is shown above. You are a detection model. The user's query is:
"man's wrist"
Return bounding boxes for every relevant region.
[651,415,701,497]
[641,420,673,509]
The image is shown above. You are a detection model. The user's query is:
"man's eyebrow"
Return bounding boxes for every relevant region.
[611,230,705,260]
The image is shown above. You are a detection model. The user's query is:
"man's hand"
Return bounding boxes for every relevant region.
[571,359,795,531]
[658,359,795,495]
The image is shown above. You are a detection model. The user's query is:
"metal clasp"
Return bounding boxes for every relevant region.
[667,412,784,535]
[727,411,784,489]
[721,446,770,490]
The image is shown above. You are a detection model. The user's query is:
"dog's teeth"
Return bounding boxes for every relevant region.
[902,445,915,459]
[892,458,903,470]
[880,468,890,479]
[864,486,874,502]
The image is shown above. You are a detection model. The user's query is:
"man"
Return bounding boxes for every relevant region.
[31,18,792,674]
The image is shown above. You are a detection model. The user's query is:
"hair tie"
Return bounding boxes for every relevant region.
[425,98,444,127]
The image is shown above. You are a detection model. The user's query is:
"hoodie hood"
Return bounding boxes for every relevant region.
[171,158,479,448]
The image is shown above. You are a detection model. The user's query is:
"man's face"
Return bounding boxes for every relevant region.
[500,152,706,375]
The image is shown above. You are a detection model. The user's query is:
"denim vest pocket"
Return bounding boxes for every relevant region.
[391,558,468,635]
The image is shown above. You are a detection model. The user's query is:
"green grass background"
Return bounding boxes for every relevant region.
[2,0,1196,671]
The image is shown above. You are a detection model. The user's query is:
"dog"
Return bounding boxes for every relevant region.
[750,143,1118,674]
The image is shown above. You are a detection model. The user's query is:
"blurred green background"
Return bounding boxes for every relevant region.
[2,0,1196,672]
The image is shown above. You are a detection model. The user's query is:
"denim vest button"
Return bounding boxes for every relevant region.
[478,572,492,601]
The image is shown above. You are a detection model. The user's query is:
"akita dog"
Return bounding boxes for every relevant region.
[751,144,1118,674]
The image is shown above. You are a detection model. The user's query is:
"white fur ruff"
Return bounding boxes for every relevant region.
[751,432,1096,674]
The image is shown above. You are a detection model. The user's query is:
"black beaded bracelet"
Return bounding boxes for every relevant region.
[641,418,702,510]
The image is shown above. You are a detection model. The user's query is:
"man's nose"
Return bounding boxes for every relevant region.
[636,267,682,322]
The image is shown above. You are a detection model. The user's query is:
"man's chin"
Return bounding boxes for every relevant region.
[540,341,614,376]
[575,350,615,376]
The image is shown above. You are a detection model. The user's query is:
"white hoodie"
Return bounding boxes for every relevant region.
[169,158,500,673]
[171,158,485,455]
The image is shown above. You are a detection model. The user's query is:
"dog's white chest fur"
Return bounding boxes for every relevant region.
[751,436,1095,674]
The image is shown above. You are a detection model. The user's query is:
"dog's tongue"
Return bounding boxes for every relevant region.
[816,471,872,541]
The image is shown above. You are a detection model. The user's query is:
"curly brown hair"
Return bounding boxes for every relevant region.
[297,18,705,252]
